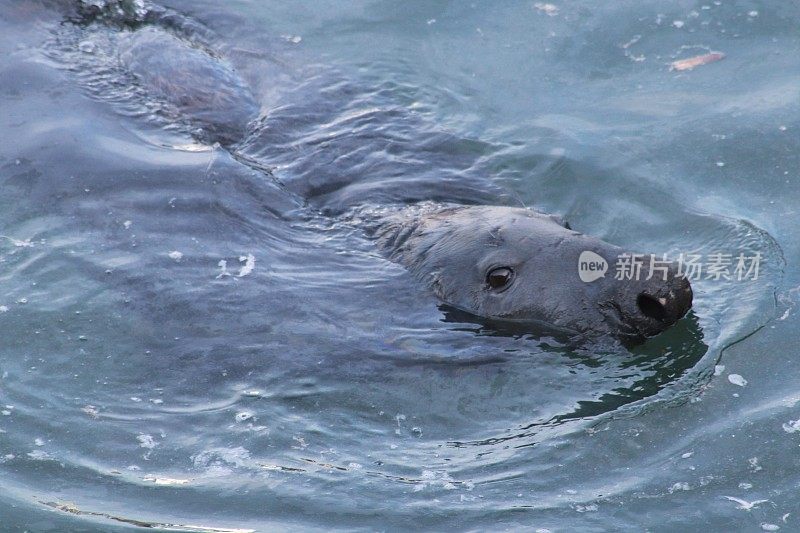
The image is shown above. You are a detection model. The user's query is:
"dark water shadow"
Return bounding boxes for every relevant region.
[443,310,707,448]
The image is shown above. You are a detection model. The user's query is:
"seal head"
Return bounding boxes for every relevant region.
[375,205,692,339]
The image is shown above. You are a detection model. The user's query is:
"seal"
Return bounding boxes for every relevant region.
[55,0,693,339]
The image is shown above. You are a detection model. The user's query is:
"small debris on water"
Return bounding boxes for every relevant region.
[143,475,190,486]
[534,3,559,16]
[573,503,598,513]
[723,495,768,510]
[216,259,231,278]
[237,254,255,277]
[235,411,253,422]
[413,470,459,492]
[761,523,780,531]
[669,481,690,492]
[137,434,157,449]
[728,374,747,387]
[782,419,800,433]
[670,52,725,71]
[27,450,50,460]
[168,251,183,261]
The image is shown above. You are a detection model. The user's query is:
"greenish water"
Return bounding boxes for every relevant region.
[0,1,798,531]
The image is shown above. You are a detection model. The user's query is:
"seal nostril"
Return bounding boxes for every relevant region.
[637,293,668,321]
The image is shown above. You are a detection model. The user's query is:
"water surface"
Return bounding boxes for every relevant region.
[0,1,798,531]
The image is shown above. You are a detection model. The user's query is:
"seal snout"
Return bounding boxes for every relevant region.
[636,293,669,321]
[630,274,693,336]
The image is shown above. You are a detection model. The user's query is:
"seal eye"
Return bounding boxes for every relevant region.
[487,267,514,290]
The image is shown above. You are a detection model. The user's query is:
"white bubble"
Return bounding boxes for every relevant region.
[136,434,157,449]
[216,259,231,278]
[143,475,189,485]
[669,482,690,493]
[534,3,559,16]
[237,254,255,277]
[574,503,598,512]
[728,374,747,387]
[27,450,50,460]
[235,411,254,422]
[782,419,800,433]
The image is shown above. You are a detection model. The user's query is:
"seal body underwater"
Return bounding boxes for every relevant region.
[54,0,692,339]
[118,25,259,145]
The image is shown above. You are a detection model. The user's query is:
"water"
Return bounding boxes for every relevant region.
[0,1,797,531]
